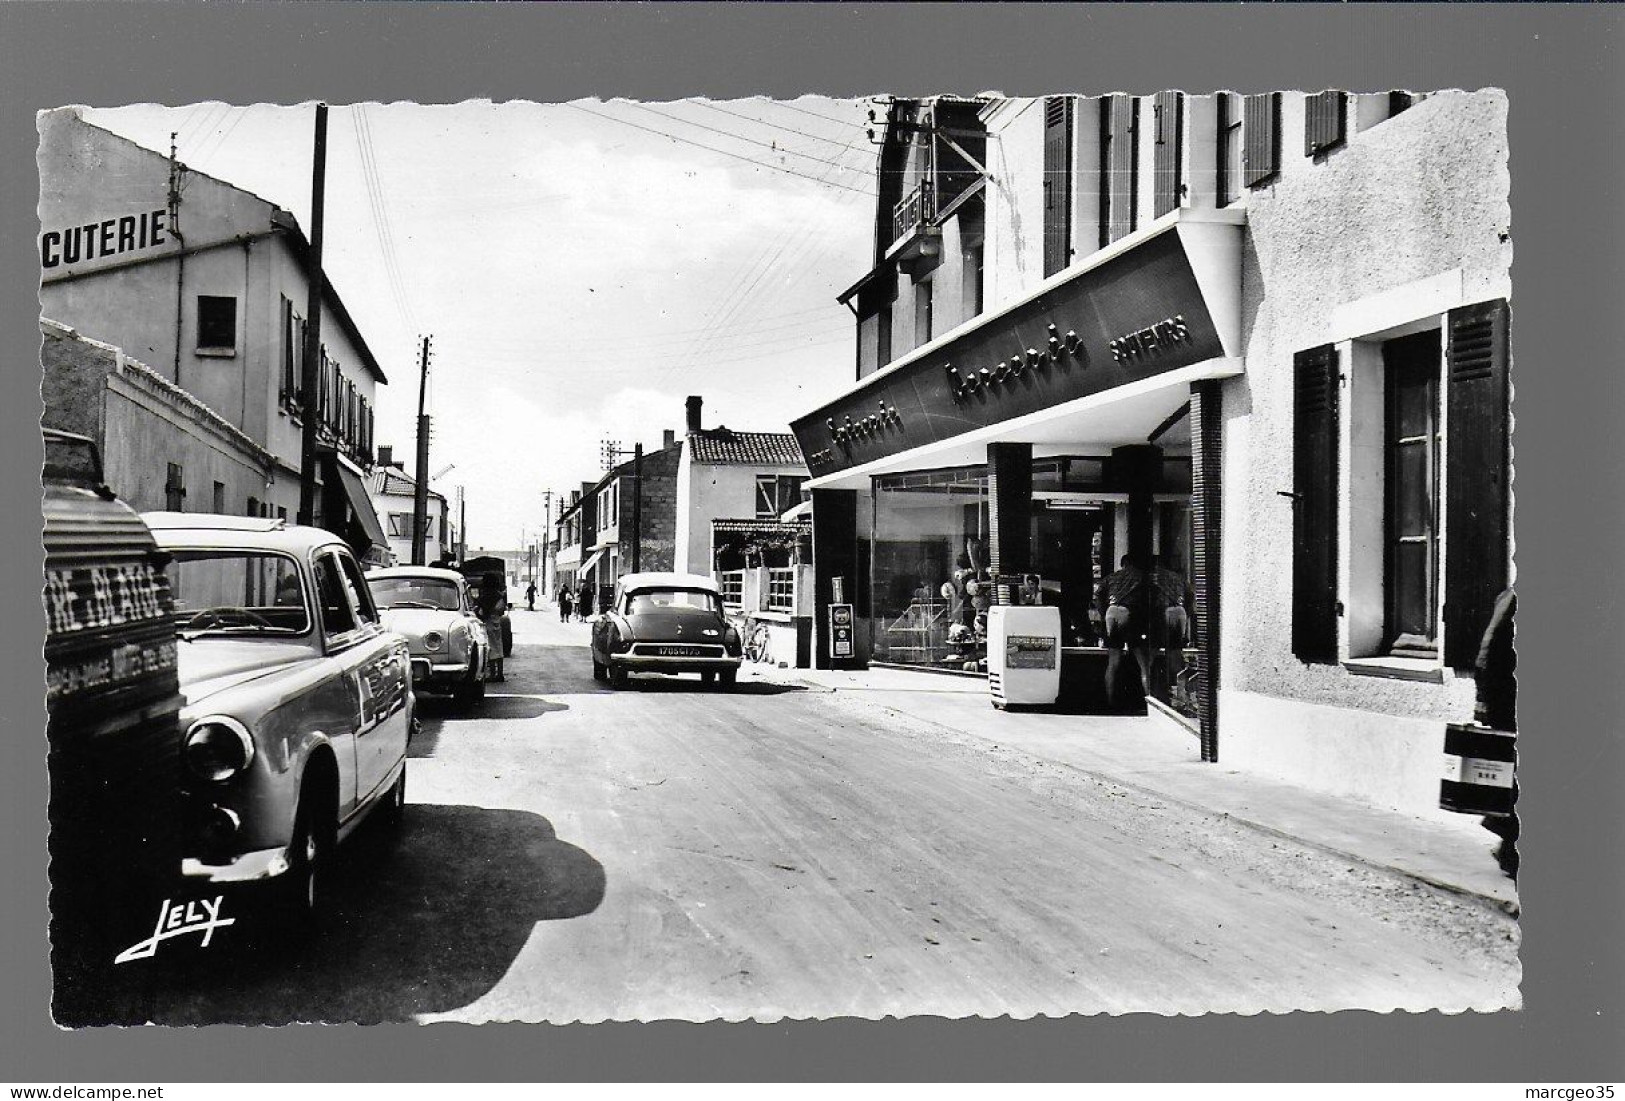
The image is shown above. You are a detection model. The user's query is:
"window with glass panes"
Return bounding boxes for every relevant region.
[1383,330,1441,656]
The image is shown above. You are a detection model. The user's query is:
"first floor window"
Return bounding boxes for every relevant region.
[1384,330,1441,656]
[212,481,226,513]
[165,463,185,511]
[197,295,237,352]
[756,475,778,519]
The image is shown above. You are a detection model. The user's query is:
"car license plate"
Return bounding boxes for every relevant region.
[658,645,703,658]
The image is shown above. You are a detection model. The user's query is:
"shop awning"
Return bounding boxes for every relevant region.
[579,547,607,578]
[792,207,1245,491]
[325,455,390,558]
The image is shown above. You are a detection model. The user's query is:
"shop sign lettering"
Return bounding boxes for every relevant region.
[43,563,168,636]
[947,324,1083,404]
[47,638,178,703]
[826,401,903,448]
[40,209,168,269]
[1108,315,1189,365]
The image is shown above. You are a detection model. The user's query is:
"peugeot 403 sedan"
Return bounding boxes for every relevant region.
[142,512,413,937]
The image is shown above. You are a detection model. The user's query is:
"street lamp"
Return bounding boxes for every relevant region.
[600,438,644,574]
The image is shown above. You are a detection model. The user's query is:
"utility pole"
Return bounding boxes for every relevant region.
[457,486,467,563]
[296,103,329,528]
[411,335,432,565]
[541,489,554,595]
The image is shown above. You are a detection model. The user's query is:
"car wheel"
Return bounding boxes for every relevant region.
[280,786,335,940]
[610,666,629,689]
[455,654,486,707]
[719,668,737,689]
[502,620,514,658]
[380,763,406,831]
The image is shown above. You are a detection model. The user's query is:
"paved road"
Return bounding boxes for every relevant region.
[99,609,1519,1024]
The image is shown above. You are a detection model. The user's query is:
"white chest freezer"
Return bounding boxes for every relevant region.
[987,604,1062,709]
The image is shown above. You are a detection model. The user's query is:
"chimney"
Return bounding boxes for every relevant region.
[662,428,676,450]
[685,395,703,434]
[377,445,393,468]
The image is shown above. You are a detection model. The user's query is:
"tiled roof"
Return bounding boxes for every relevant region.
[687,428,804,468]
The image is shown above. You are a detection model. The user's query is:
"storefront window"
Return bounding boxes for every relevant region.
[871,466,989,669]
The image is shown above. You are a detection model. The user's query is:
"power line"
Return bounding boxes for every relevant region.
[565,103,873,197]
[773,99,865,127]
[688,99,861,151]
[628,102,866,174]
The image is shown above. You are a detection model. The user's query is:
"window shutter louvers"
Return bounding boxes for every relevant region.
[1443,299,1512,668]
[1042,97,1074,278]
[1152,91,1183,219]
[1242,92,1280,188]
[1101,95,1137,246]
[1304,90,1347,157]
[1292,344,1340,664]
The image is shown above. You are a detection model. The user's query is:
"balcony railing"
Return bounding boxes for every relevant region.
[891,179,935,249]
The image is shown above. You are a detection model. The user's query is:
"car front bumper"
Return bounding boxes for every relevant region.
[409,656,474,687]
[610,654,742,673]
[181,844,290,883]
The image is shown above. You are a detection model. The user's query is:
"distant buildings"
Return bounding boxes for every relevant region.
[37,108,391,563]
[367,446,457,566]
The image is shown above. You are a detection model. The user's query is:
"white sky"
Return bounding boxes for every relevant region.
[83,99,877,550]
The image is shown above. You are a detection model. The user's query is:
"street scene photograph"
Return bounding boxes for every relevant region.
[38,88,1519,1026]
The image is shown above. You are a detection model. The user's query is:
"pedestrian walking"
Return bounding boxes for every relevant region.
[1095,554,1153,709]
[526,580,537,612]
[577,582,595,621]
[557,583,574,622]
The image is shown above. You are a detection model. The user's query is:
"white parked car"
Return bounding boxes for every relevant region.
[366,565,491,707]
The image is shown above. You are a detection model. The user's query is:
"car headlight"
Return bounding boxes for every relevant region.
[723,625,742,655]
[423,630,445,652]
[183,717,255,783]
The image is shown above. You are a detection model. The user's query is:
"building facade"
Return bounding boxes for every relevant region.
[38,109,390,561]
[367,447,456,566]
[790,91,1511,820]
[555,432,683,610]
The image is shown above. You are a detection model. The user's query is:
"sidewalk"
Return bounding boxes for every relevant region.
[744,660,1518,914]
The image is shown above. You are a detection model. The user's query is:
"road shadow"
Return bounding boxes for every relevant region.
[410,695,572,758]
[83,803,605,1026]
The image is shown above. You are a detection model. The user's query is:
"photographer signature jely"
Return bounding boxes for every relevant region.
[114,896,234,964]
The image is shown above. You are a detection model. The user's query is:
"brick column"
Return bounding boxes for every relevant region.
[812,487,859,670]
[987,442,1033,604]
[1190,381,1223,762]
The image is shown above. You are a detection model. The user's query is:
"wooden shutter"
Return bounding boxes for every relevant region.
[1042,97,1073,277]
[1152,91,1183,219]
[1101,94,1136,246]
[1243,92,1279,187]
[1443,299,1511,668]
[1304,90,1347,157]
[1292,344,1340,664]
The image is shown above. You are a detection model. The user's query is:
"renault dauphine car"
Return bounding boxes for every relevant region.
[366,565,490,706]
[143,512,413,936]
[589,571,743,689]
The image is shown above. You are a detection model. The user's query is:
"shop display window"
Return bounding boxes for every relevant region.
[871,466,989,670]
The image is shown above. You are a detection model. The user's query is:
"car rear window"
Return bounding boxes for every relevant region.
[624,589,719,615]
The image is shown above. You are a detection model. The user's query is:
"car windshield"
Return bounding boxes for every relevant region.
[164,550,310,637]
[369,576,462,611]
[624,588,720,615]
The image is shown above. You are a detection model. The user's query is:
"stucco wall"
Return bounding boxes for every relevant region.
[41,322,271,515]
[1216,91,1511,797]
[678,458,805,576]
[981,99,1045,315]
[38,111,385,502]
